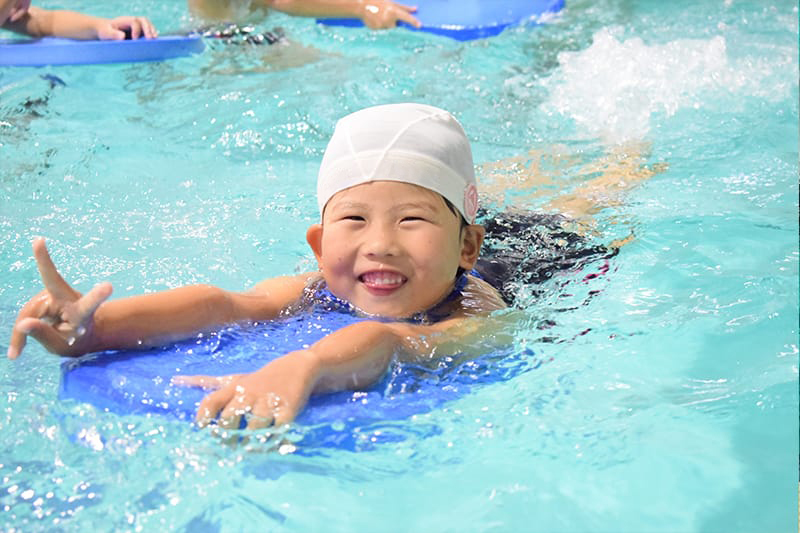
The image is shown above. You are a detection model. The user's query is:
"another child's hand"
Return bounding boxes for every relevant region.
[360,1,420,30]
[7,0,31,23]
[172,350,319,430]
[8,238,112,359]
[97,16,158,40]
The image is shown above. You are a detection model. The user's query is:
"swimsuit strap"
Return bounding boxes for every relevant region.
[309,272,473,324]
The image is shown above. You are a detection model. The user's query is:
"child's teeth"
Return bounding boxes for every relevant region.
[364,272,403,285]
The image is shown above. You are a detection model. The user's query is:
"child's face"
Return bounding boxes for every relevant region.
[307,181,483,318]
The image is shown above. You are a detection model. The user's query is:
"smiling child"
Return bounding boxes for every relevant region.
[8,103,507,430]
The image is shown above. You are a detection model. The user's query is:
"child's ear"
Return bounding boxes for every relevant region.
[459,224,485,270]
[306,224,324,263]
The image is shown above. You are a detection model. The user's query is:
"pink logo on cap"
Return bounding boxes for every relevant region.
[464,184,478,222]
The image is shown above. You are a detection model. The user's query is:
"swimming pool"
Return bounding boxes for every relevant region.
[1,0,797,530]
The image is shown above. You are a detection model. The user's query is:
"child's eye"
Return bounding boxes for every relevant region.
[400,216,425,223]
[342,215,365,222]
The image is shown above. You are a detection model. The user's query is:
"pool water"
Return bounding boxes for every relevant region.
[1,0,797,531]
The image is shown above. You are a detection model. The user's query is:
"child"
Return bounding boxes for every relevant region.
[8,103,506,430]
[1,0,157,40]
[188,0,421,31]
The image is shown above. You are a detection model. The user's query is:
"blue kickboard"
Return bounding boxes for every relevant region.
[318,0,565,40]
[0,35,205,67]
[60,312,530,449]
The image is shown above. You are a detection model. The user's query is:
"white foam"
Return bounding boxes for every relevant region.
[537,27,792,143]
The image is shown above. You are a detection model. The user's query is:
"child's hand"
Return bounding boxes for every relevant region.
[8,238,112,359]
[360,1,420,30]
[172,350,319,430]
[7,0,31,23]
[97,16,158,40]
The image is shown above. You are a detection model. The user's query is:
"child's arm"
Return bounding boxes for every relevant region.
[175,302,511,429]
[266,0,421,29]
[7,238,306,359]
[4,7,157,40]
[189,0,420,30]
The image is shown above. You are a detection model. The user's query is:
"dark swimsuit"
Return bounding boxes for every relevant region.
[199,24,286,46]
[475,210,615,305]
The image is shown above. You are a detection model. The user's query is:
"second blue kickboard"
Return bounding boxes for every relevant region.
[0,35,205,67]
[318,0,565,41]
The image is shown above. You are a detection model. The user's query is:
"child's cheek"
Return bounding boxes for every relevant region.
[326,253,348,274]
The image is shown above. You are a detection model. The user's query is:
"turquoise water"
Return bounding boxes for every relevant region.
[1,0,797,531]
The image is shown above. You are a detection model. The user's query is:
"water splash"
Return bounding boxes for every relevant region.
[538,27,790,143]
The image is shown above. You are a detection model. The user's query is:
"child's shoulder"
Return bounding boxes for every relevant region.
[454,274,507,316]
[249,272,316,298]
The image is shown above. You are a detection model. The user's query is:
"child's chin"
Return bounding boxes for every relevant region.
[357,301,416,319]
[354,291,439,319]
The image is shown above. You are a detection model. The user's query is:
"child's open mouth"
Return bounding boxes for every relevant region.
[359,271,407,293]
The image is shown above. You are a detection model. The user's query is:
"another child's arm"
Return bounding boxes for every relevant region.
[266,0,421,29]
[7,238,306,359]
[3,6,157,40]
[189,0,420,30]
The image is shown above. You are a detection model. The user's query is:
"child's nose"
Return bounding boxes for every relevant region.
[362,223,399,257]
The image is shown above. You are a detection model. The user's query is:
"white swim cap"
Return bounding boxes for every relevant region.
[317,103,479,223]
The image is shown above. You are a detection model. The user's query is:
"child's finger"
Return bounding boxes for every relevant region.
[195,387,230,427]
[142,18,157,38]
[32,238,77,301]
[218,394,253,429]
[172,374,235,389]
[246,398,277,430]
[14,318,70,355]
[217,409,241,430]
[395,10,421,28]
[8,293,52,359]
[9,8,27,22]
[7,326,28,360]
[99,24,125,41]
[245,415,274,430]
[129,21,142,40]
[8,0,31,22]
[71,282,112,325]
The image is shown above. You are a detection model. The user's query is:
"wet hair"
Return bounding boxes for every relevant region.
[443,197,469,229]
[442,197,470,280]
